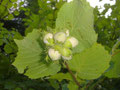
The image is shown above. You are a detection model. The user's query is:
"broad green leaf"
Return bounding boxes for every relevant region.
[19,2,24,6]
[14,10,19,16]
[68,81,78,90]
[25,11,30,16]
[56,0,97,53]
[0,6,5,14]
[7,14,14,20]
[14,3,18,8]
[0,39,3,46]
[4,44,13,54]
[105,51,120,78]
[7,3,13,8]
[50,73,73,82]
[13,30,61,79]
[11,0,17,2]
[49,79,59,90]
[1,0,9,5]
[50,72,86,85]
[67,43,111,80]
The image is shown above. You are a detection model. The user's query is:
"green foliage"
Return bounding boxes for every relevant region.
[0,0,67,89]
[10,1,116,90]
[0,72,54,90]
[56,0,97,53]
[105,51,120,78]
[49,79,59,90]
[67,43,111,80]
[13,0,110,81]
[1,0,120,89]
[68,81,78,90]
[23,0,67,35]
[12,1,113,90]
[0,53,9,77]
[51,73,73,82]
[112,38,120,53]
[13,30,61,79]
[0,0,25,89]
[87,0,120,88]
[0,28,22,77]
[4,44,13,54]
[94,0,120,48]
[0,0,21,20]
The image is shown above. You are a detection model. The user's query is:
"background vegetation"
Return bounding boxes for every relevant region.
[0,0,120,90]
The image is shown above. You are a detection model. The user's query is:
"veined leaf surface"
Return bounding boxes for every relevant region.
[67,43,111,80]
[56,0,97,53]
[13,30,61,79]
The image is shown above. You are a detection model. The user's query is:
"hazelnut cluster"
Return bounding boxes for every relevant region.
[43,30,78,61]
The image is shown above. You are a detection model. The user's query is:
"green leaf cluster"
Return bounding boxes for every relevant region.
[23,0,67,35]
[13,30,61,79]
[56,0,97,53]
[12,2,111,90]
[105,51,120,78]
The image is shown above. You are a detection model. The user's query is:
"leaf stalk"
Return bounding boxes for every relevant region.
[64,62,81,88]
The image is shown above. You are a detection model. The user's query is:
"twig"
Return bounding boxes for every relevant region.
[112,38,120,54]
[64,62,81,88]
[112,50,120,57]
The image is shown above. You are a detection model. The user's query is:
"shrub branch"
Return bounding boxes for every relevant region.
[64,62,81,88]
[112,50,120,57]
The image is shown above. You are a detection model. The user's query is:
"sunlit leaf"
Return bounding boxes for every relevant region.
[67,43,111,80]
[56,0,97,53]
[13,30,61,79]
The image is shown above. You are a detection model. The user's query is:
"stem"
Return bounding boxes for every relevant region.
[112,50,120,57]
[64,62,81,88]
[112,37,120,54]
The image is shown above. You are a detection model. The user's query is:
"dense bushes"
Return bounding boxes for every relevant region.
[0,0,120,90]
